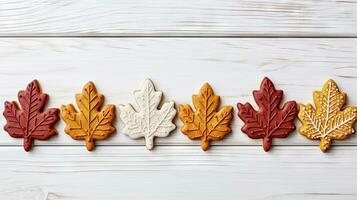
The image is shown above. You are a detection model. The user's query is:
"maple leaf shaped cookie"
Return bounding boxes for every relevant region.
[3,80,59,151]
[298,79,357,152]
[237,77,298,152]
[61,82,116,151]
[179,83,233,151]
[119,79,176,150]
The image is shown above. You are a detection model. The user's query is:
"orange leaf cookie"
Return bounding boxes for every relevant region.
[179,83,233,151]
[61,82,116,151]
[298,79,357,152]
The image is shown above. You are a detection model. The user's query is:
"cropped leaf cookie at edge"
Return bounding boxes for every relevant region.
[237,77,298,152]
[179,83,233,151]
[61,82,116,151]
[298,79,357,152]
[119,79,176,150]
[3,80,60,152]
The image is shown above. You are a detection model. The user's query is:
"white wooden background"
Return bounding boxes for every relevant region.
[0,1,357,200]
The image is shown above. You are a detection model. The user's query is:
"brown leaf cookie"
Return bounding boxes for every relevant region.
[237,77,298,152]
[3,80,59,151]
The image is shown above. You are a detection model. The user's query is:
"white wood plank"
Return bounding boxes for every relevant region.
[0,38,356,147]
[0,146,356,200]
[0,0,357,36]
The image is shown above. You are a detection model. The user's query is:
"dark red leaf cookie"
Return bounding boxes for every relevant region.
[237,77,298,152]
[3,80,59,151]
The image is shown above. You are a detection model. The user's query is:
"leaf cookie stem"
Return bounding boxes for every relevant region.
[86,137,95,151]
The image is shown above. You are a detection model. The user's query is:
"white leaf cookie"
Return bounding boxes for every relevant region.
[119,79,176,150]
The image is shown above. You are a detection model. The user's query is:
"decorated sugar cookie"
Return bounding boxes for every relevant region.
[119,79,176,150]
[298,79,357,152]
[61,82,116,151]
[237,77,298,152]
[179,83,233,151]
[3,80,60,151]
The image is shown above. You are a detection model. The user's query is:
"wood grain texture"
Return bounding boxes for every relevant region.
[0,38,356,147]
[0,146,356,200]
[0,0,357,37]
[1,1,356,199]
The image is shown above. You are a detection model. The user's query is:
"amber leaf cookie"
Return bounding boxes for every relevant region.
[237,77,298,152]
[3,80,59,151]
[179,83,233,151]
[61,82,115,151]
[119,79,176,150]
[298,79,357,152]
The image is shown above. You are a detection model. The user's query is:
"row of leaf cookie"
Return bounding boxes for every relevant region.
[4,79,171,152]
[182,77,357,153]
[237,78,357,153]
[62,79,177,151]
[2,79,230,152]
[3,78,357,153]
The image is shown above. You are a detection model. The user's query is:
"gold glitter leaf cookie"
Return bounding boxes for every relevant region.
[298,79,357,152]
[61,82,116,151]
